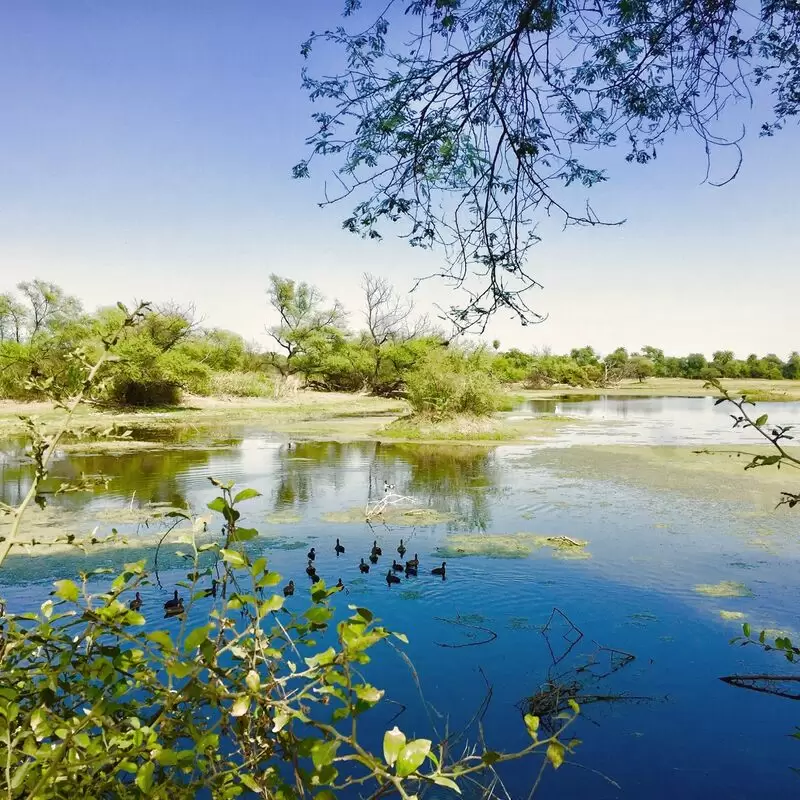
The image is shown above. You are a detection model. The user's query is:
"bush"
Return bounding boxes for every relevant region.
[209,371,275,398]
[102,340,210,407]
[405,350,502,419]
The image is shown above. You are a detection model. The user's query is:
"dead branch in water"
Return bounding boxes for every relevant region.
[720,674,800,700]
[434,615,498,649]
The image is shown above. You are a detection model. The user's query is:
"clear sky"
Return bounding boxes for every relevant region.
[1,1,797,359]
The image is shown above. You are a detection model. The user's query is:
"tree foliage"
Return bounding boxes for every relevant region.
[297,0,800,329]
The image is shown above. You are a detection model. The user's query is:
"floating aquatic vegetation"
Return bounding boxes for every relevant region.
[264,510,303,525]
[694,580,754,598]
[435,533,589,559]
[264,539,308,551]
[507,617,537,631]
[321,506,453,526]
[93,505,188,525]
[628,612,658,626]
[398,589,421,601]
[719,610,746,620]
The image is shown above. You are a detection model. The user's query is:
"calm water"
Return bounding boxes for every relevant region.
[2,397,799,798]
[515,394,800,446]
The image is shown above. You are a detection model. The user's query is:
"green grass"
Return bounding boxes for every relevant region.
[380,414,520,442]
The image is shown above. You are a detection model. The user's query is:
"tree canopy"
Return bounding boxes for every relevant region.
[298,0,800,329]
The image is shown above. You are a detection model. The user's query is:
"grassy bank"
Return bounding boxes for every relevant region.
[521,377,800,401]
[0,392,407,438]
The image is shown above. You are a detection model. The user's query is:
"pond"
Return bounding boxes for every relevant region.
[1,397,799,798]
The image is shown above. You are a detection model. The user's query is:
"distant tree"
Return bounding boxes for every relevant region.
[16,279,81,338]
[0,293,27,343]
[784,352,800,380]
[492,339,500,351]
[570,346,600,367]
[603,347,629,381]
[266,275,347,376]
[629,356,655,383]
[299,0,800,330]
[641,346,666,376]
[685,353,708,379]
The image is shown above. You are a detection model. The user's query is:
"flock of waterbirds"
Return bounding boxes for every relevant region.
[288,536,447,596]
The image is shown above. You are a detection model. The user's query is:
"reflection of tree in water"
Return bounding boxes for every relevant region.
[272,441,373,512]
[373,443,499,531]
[47,448,217,510]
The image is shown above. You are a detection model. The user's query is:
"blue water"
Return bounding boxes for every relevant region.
[2,398,799,797]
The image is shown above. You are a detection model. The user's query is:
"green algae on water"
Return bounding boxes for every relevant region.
[435,532,589,559]
[694,580,754,598]
[719,610,746,620]
[264,510,303,525]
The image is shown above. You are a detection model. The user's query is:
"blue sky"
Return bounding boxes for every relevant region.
[1,1,797,358]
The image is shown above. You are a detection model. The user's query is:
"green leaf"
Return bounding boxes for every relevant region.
[393,632,409,644]
[147,630,174,651]
[305,648,336,669]
[220,549,247,568]
[207,497,227,513]
[184,624,213,652]
[433,776,462,794]
[354,684,383,704]
[251,557,267,577]
[742,622,751,638]
[311,739,340,770]
[482,751,500,765]
[245,670,260,692]
[383,726,406,767]
[755,414,768,427]
[273,712,291,732]
[260,595,284,614]
[234,487,261,504]
[231,527,259,542]
[231,695,250,717]
[315,792,337,800]
[136,762,154,792]
[396,738,432,777]
[567,698,580,714]
[546,741,565,769]
[53,579,79,603]
[524,713,540,737]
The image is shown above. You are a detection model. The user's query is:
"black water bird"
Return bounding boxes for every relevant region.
[336,578,345,591]
[386,570,401,585]
[310,573,321,584]
[283,580,295,597]
[203,579,218,598]
[369,553,379,564]
[129,592,143,611]
[335,538,345,555]
[432,562,446,576]
[164,590,182,610]
[371,540,382,556]
[307,547,316,562]
[405,554,419,569]
[397,539,406,557]
[392,559,404,572]
[306,560,317,577]
[359,559,370,574]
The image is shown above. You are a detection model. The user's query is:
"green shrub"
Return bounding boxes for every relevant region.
[405,349,502,419]
[210,371,275,397]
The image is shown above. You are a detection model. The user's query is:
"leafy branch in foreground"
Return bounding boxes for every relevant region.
[298,0,800,330]
[0,482,578,798]
[696,378,800,509]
